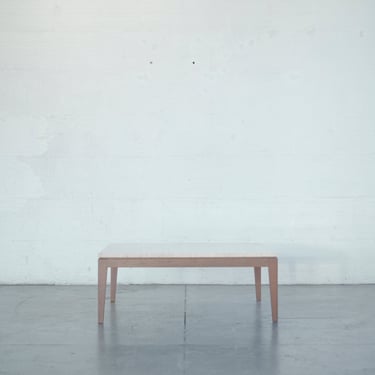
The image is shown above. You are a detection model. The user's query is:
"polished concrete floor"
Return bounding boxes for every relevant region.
[0,285,374,375]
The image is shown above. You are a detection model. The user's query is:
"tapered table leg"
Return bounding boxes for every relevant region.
[268,259,278,323]
[254,267,261,302]
[98,260,108,324]
[110,267,118,303]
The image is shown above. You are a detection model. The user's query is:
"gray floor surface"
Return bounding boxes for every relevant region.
[0,285,374,375]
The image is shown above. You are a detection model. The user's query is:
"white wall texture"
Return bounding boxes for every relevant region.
[0,0,374,284]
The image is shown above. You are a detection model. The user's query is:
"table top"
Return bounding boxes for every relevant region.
[99,243,277,258]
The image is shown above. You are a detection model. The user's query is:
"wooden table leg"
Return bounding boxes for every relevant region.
[254,267,261,302]
[110,267,118,303]
[268,259,278,323]
[98,260,108,324]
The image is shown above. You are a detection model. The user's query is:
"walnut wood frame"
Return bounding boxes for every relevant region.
[98,256,278,324]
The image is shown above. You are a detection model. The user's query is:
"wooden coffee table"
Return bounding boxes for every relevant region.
[98,243,278,324]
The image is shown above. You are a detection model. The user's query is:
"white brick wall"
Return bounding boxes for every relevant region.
[1,0,374,284]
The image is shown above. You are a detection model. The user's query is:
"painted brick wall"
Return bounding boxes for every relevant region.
[1,0,374,283]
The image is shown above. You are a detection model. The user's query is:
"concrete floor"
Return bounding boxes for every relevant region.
[0,285,374,375]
